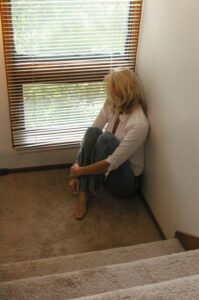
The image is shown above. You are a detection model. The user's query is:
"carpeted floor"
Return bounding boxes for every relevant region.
[0,169,161,264]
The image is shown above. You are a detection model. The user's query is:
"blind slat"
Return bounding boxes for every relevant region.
[1,0,142,150]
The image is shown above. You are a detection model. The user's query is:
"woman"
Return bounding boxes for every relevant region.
[69,67,149,220]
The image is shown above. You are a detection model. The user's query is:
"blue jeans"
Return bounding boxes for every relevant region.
[78,127,140,197]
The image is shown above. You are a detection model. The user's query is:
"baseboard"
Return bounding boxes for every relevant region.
[0,169,10,176]
[175,231,199,250]
[138,190,166,240]
[0,163,72,175]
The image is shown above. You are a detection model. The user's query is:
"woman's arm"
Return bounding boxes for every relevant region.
[70,104,111,178]
[92,103,110,129]
[105,122,149,172]
[70,160,110,178]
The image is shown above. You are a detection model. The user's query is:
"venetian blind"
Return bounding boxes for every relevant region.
[1,0,142,150]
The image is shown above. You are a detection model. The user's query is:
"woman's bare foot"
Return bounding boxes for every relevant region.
[73,191,88,220]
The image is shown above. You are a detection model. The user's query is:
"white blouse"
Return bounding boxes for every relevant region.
[92,104,149,176]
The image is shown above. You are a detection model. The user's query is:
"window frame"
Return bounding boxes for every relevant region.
[1,0,142,149]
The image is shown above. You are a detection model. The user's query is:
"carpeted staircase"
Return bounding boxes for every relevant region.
[0,238,199,299]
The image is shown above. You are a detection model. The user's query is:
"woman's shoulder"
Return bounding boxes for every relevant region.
[127,105,148,125]
[123,107,149,137]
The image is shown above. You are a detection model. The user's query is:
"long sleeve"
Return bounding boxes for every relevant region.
[105,122,149,173]
[78,104,110,152]
[92,104,110,129]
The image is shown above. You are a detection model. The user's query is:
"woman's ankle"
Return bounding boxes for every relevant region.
[73,191,88,220]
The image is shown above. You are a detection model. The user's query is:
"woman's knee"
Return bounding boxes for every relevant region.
[97,132,120,146]
[83,126,102,144]
[97,132,119,148]
[90,132,119,162]
[85,126,102,139]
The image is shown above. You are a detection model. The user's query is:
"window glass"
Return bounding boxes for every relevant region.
[23,82,106,130]
[11,0,130,57]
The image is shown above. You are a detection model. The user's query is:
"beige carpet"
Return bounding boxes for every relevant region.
[0,239,184,282]
[1,249,199,300]
[0,168,161,264]
[75,274,199,300]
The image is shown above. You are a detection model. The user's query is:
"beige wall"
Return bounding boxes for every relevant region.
[0,18,78,169]
[136,0,199,237]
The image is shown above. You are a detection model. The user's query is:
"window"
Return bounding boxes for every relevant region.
[1,0,142,150]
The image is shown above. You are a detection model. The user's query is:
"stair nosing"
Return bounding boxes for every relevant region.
[0,238,182,267]
[71,274,199,300]
[1,248,197,285]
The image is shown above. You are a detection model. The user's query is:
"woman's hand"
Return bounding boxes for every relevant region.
[68,177,80,196]
[70,163,80,178]
[70,160,110,177]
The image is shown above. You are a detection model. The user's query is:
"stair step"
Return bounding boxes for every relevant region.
[0,249,198,300]
[0,238,183,282]
[74,274,199,300]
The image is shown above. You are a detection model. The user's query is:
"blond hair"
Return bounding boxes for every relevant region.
[104,67,147,114]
